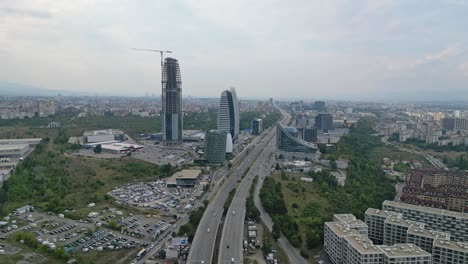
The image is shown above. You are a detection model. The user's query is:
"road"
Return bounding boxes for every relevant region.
[218,107,307,264]
[252,110,308,264]
[135,135,258,263]
[187,127,276,264]
[218,122,279,264]
[381,136,448,170]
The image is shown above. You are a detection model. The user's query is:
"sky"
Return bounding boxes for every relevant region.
[1,0,468,100]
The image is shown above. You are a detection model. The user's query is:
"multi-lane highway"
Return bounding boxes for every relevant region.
[218,121,279,263]
[187,125,277,264]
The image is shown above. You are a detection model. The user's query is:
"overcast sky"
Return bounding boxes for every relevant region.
[1,0,468,100]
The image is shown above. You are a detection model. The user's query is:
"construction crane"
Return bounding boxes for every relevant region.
[132,48,172,67]
[133,48,173,101]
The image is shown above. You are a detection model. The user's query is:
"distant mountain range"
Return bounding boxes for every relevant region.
[0,81,86,96]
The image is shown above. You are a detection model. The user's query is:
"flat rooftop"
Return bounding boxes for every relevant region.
[434,238,468,253]
[0,144,29,151]
[385,216,423,228]
[407,226,450,240]
[325,221,359,238]
[379,244,431,258]
[344,235,382,255]
[167,169,202,185]
[83,129,123,136]
[365,208,400,218]
[383,200,468,220]
[0,138,42,145]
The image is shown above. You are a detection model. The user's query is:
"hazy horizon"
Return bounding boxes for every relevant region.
[1,1,468,100]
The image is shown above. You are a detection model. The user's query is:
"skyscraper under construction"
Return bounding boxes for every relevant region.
[162,57,183,143]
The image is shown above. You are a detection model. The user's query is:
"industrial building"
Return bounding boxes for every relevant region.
[276,122,317,153]
[162,57,183,143]
[218,88,239,141]
[204,130,227,164]
[251,118,263,135]
[0,144,29,157]
[83,129,124,143]
[166,169,201,187]
[0,138,42,146]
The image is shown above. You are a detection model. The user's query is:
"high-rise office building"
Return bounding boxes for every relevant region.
[218,88,239,141]
[252,118,263,135]
[314,101,326,112]
[315,113,333,132]
[162,57,183,142]
[204,130,227,164]
[303,127,318,142]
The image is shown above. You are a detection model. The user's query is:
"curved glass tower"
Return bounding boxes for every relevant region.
[204,130,227,164]
[276,122,317,153]
[218,88,239,141]
[162,57,182,142]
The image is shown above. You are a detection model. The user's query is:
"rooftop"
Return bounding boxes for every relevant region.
[325,221,359,238]
[378,244,431,258]
[407,226,450,240]
[383,200,468,220]
[345,235,382,255]
[385,215,423,228]
[83,129,123,136]
[0,144,29,151]
[167,169,202,185]
[434,238,468,253]
[365,208,400,218]
[0,138,42,145]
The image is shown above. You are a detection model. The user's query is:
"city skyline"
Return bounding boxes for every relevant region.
[2,1,468,100]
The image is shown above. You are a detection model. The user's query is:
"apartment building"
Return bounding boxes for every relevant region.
[383,201,468,242]
[384,216,424,245]
[365,208,400,244]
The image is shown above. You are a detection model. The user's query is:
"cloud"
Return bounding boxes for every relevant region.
[381,44,464,73]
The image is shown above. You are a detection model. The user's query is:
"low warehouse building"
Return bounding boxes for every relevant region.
[166,169,202,187]
[0,144,29,157]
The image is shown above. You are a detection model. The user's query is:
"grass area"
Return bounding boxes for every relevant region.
[372,146,433,169]
[0,137,164,215]
[273,173,326,260]
[260,221,289,264]
[3,235,53,264]
[76,248,139,264]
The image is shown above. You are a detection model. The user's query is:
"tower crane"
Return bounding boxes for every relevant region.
[132,48,172,67]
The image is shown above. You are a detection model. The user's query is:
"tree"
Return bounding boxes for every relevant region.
[228,162,233,170]
[94,144,102,154]
[275,163,281,170]
[278,154,284,159]
[272,219,281,240]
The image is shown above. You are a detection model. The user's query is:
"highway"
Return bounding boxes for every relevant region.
[218,122,279,264]
[218,107,307,264]
[187,125,276,264]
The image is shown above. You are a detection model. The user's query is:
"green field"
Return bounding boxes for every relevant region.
[0,144,163,215]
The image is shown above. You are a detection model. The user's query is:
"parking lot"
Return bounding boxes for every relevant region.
[0,206,179,258]
[109,180,204,216]
[132,142,199,166]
